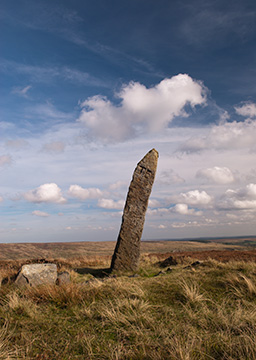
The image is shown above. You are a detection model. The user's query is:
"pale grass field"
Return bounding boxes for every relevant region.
[0,255,256,359]
[0,238,251,261]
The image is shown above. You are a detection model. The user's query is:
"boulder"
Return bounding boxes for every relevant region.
[15,263,57,287]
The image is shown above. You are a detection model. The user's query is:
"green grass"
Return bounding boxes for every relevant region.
[1,259,256,359]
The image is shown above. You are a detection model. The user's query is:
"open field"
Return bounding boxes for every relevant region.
[0,237,256,270]
[0,236,256,261]
[1,237,256,359]
[1,257,256,358]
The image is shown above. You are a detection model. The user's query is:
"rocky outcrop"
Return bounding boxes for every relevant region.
[15,263,57,287]
[111,148,158,272]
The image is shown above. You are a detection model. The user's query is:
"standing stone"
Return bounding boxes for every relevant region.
[111,148,158,272]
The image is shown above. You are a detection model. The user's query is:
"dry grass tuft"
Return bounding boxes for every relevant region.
[179,279,207,305]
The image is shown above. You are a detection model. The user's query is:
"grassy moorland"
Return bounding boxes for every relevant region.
[1,238,256,359]
[0,236,254,261]
[1,250,256,358]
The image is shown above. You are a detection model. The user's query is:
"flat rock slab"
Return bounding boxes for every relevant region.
[15,263,57,287]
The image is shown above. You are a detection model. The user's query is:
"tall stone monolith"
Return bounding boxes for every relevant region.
[111,148,158,272]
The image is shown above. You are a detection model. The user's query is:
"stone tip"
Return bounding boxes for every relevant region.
[138,148,159,167]
[149,148,159,157]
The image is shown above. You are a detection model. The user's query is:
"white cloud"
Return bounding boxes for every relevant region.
[219,183,256,210]
[0,155,12,166]
[235,102,256,118]
[179,190,212,205]
[12,85,32,97]
[148,199,161,208]
[68,185,104,200]
[42,141,66,153]
[24,183,66,204]
[32,210,50,217]
[173,203,202,216]
[78,74,206,142]
[180,119,256,153]
[147,208,169,216]
[98,198,125,210]
[196,166,235,184]
[109,181,128,190]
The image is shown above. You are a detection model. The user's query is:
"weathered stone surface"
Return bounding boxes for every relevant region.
[15,263,57,287]
[111,148,158,272]
[56,271,71,285]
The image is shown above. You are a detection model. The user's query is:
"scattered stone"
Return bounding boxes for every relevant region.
[166,267,173,273]
[128,274,139,278]
[56,271,71,285]
[191,261,203,267]
[158,255,177,268]
[15,263,57,287]
[111,149,158,272]
[154,270,165,277]
[184,261,203,270]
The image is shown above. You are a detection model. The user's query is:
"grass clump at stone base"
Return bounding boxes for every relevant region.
[1,259,256,359]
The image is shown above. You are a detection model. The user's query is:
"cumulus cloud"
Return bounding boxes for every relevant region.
[235,102,256,118]
[180,119,256,153]
[24,183,66,204]
[173,203,202,216]
[196,166,235,184]
[219,183,256,210]
[77,74,206,142]
[98,198,125,210]
[0,155,12,166]
[42,141,66,153]
[32,210,50,217]
[68,185,103,200]
[179,190,212,205]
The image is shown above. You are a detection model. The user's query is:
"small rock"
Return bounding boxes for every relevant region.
[128,274,139,278]
[184,261,203,270]
[166,267,172,273]
[15,263,57,287]
[158,256,177,268]
[154,270,165,277]
[191,261,203,267]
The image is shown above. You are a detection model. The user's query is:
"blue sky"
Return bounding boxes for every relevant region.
[1,0,256,243]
